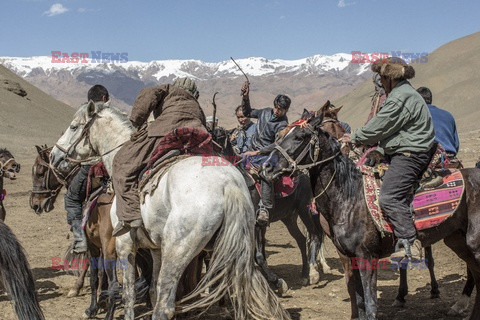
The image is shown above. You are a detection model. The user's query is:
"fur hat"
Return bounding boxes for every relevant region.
[371,57,415,80]
[172,77,199,99]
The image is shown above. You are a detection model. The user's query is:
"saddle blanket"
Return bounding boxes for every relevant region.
[362,166,464,234]
[254,175,298,198]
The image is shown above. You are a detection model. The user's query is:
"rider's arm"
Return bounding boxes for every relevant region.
[352,98,409,146]
[130,85,168,128]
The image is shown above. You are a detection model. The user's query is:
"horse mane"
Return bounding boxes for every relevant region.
[77,102,133,130]
[321,130,361,199]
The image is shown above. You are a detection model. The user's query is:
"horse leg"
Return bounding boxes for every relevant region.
[449,267,475,316]
[444,230,479,318]
[425,246,440,298]
[254,225,288,295]
[316,232,332,274]
[117,237,136,320]
[67,266,88,297]
[136,248,154,309]
[394,267,408,307]
[149,248,162,309]
[339,251,358,319]
[282,215,312,286]
[353,257,378,320]
[84,248,101,318]
[103,239,120,320]
[153,235,210,320]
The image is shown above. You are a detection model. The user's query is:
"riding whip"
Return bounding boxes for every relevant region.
[230,57,250,95]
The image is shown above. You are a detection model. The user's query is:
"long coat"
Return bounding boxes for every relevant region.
[130,84,207,137]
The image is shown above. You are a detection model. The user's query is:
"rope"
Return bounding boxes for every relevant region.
[312,168,336,201]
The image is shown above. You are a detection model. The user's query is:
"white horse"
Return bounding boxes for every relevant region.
[50,101,291,320]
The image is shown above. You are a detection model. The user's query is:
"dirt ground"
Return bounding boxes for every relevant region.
[0,153,475,320]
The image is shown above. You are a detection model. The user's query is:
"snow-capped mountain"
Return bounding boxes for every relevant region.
[0,54,372,126]
[0,54,369,80]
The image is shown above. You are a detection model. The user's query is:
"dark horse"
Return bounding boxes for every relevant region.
[0,219,44,320]
[264,113,480,319]
[0,148,21,221]
[212,125,330,294]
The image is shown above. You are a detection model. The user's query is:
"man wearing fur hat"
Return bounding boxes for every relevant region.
[343,58,435,261]
[112,77,207,236]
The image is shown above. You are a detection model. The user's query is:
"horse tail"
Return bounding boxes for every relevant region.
[0,221,44,320]
[179,183,291,320]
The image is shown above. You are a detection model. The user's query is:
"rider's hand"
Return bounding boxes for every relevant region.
[340,133,352,144]
[243,150,259,157]
[241,81,250,97]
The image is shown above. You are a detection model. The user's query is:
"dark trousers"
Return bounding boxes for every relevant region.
[64,165,91,225]
[260,180,273,209]
[112,128,162,221]
[379,151,432,240]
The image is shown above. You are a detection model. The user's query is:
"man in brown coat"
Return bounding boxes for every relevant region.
[112,78,207,236]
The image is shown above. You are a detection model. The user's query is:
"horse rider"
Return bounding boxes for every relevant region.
[240,81,290,226]
[230,105,257,156]
[417,86,460,165]
[66,84,109,253]
[112,78,207,237]
[342,57,435,261]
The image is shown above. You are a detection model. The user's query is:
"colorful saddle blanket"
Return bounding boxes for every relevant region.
[362,166,464,234]
[244,163,298,198]
[253,175,298,198]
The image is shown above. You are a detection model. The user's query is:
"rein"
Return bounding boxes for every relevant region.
[0,158,16,177]
[54,112,124,166]
[274,122,340,177]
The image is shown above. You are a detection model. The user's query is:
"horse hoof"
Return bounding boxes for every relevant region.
[84,308,97,319]
[322,266,332,275]
[277,279,289,296]
[67,289,79,297]
[309,270,320,285]
[430,292,440,299]
[301,277,309,286]
[392,299,405,308]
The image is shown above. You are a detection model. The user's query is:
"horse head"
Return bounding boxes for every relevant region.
[30,145,66,214]
[50,100,133,175]
[0,148,20,180]
[262,112,341,181]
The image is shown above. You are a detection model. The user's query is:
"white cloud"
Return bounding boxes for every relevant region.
[78,8,86,13]
[44,3,68,17]
[338,0,356,8]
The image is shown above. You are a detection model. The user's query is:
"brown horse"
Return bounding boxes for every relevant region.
[265,113,480,319]
[0,148,21,221]
[31,145,199,318]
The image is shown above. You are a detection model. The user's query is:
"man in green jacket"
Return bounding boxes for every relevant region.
[344,57,435,261]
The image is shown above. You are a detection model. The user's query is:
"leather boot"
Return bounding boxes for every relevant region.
[112,218,143,237]
[256,207,270,227]
[390,238,423,262]
[71,219,87,253]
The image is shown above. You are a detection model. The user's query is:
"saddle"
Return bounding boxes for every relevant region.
[138,127,217,202]
[360,144,465,235]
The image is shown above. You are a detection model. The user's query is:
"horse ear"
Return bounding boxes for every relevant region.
[317,100,331,115]
[309,113,324,129]
[87,100,97,117]
[35,145,42,154]
[301,109,311,120]
[332,105,343,116]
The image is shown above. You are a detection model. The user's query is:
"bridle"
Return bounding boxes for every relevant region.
[273,121,340,178]
[31,148,79,205]
[0,158,17,177]
[54,110,124,166]
[54,113,102,165]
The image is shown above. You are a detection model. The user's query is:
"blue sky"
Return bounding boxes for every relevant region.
[1,0,479,62]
